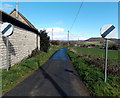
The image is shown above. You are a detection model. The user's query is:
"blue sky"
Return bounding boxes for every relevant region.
[1,2,118,40]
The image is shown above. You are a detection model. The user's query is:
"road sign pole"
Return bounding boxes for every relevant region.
[100,24,115,82]
[104,39,108,82]
[6,37,9,71]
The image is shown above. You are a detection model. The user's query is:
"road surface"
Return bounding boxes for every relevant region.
[3,48,90,96]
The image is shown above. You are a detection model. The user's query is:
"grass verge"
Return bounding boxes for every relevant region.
[67,50,120,96]
[2,45,61,94]
[72,47,119,77]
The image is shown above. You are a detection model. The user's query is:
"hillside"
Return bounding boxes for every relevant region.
[85,37,120,42]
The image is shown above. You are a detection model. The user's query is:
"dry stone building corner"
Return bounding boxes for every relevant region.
[0,9,40,69]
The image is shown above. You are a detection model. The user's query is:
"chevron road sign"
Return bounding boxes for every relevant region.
[0,22,14,71]
[1,22,14,37]
[100,24,115,39]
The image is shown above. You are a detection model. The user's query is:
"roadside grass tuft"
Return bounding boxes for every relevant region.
[67,50,120,96]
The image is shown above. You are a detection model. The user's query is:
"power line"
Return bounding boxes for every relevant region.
[69,0,84,32]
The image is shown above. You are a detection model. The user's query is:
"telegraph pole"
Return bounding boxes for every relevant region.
[16,2,19,19]
[52,28,53,41]
[68,30,69,47]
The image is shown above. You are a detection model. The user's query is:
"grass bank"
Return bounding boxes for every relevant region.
[67,50,120,96]
[2,46,61,94]
[72,47,119,77]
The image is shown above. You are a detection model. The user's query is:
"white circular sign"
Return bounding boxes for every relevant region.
[100,24,116,39]
[0,22,14,37]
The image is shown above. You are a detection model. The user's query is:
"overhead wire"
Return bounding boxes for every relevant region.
[69,0,84,32]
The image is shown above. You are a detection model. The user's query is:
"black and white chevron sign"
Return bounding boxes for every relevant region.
[100,24,115,39]
[1,22,14,37]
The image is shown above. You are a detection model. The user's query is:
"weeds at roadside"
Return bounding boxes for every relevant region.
[67,50,120,96]
[71,47,120,77]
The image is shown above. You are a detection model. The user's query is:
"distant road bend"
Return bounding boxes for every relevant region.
[3,48,90,96]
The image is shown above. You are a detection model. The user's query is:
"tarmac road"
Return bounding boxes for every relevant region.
[3,48,90,96]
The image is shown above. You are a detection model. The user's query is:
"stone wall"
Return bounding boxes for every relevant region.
[0,21,40,69]
[0,22,2,68]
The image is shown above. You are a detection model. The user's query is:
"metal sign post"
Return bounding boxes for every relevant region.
[104,39,108,82]
[6,37,9,71]
[100,24,115,82]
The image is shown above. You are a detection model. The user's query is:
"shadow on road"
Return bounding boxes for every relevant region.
[39,66,69,97]
[3,48,90,96]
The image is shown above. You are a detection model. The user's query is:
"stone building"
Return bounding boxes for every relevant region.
[0,9,40,69]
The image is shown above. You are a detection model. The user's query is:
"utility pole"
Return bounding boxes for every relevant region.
[78,38,79,46]
[52,28,53,41]
[16,2,19,19]
[68,30,69,47]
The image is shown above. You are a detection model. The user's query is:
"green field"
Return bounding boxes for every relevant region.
[82,40,116,46]
[83,41,102,46]
[74,47,119,60]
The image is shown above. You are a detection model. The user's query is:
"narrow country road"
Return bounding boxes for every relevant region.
[3,48,90,96]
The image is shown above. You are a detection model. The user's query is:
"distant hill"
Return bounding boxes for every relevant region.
[85,37,104,42]
[85,37,120,42]
[108,38,120,42]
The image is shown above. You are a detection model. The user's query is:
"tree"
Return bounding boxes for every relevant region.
[40,30,50,52]
[51,40,60,45]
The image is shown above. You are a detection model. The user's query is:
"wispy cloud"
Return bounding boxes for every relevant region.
[69,33,89,40]
[55,21,63,25]
[47,27,64,32]
[1,3,14,11]
[40,27,89,40]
